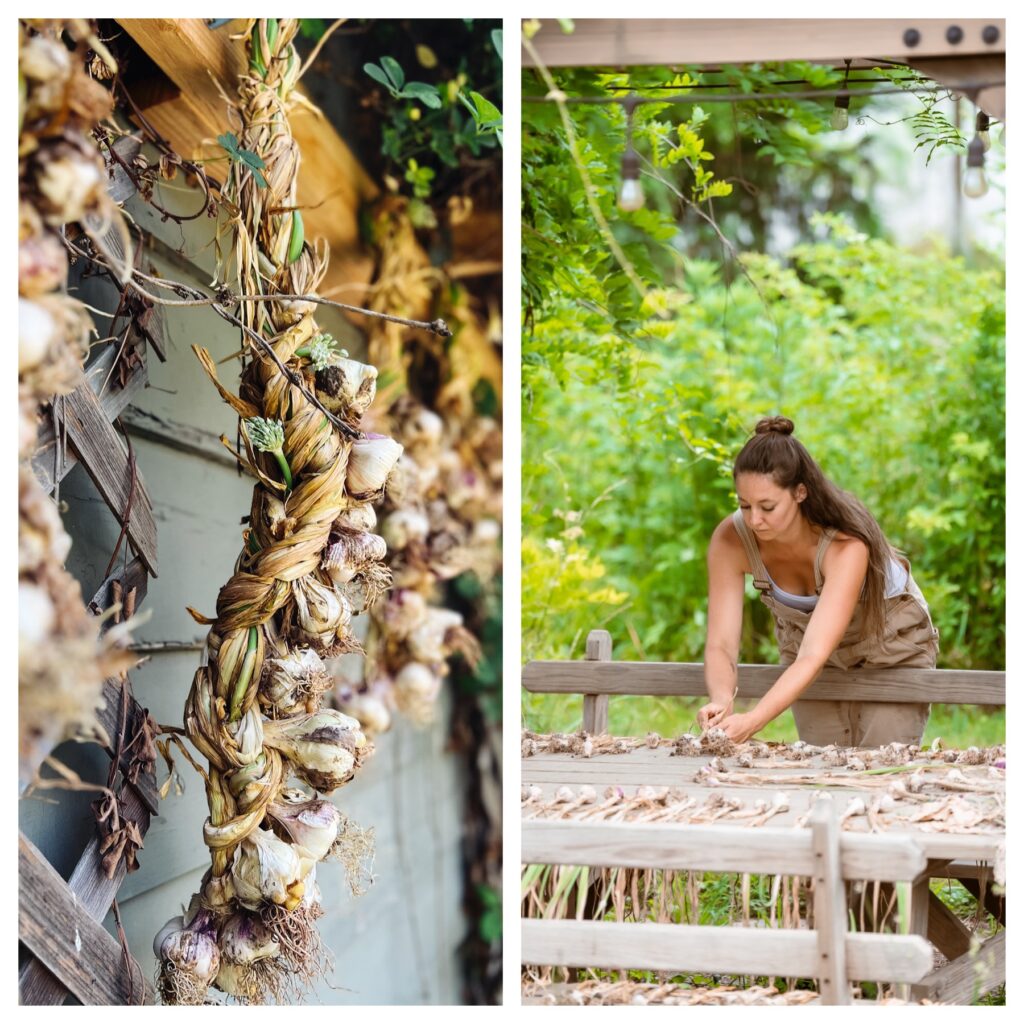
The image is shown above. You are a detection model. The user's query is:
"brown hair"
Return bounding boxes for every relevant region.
[734,416,894,639]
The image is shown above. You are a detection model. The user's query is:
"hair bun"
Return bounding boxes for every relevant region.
[755,416,795,436]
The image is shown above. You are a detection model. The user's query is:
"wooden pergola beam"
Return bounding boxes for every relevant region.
[523,18,1005,68]
[117,19,379,302]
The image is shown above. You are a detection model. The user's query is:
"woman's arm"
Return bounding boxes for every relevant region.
[699,519,747,728]
[718,538,869,742]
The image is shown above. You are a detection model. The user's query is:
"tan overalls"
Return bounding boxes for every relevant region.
[731,509,939,747]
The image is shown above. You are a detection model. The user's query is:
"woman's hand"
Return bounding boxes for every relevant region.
[697,700,733,731]
[717,711,760,744]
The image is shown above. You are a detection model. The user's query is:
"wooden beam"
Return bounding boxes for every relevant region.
[522,660,1006,705]
[522,820,927,882]
[117,19,379,301]
[582,630,611,735]
[811,801,852,1004]
[523,19,1006,68]
[61,383,159,577]
[32,343,150,494]
[521,919,933,983]
[916,929,1004,1005]
[19,833,154,1005]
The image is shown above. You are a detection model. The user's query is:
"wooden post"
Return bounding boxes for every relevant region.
[582,630,611,735]
[811,799,852,1005]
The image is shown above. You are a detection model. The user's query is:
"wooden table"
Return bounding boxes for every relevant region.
[522,743,1005,1003]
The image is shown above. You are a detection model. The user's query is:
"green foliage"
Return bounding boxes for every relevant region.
[476,883,502,942]
[522,215,1005,681]
[217,132,267,188]
[364,23,502,205]
[364,57,443,108]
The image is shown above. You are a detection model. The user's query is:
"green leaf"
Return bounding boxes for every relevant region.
[363,62,395,94]
[217,132,240,157]
[491,28,503,60]
[402,81,442,109]
[380,55,405,90]
[469,91,502,125]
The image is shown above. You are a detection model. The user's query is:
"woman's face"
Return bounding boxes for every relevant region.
[735,472,807,539]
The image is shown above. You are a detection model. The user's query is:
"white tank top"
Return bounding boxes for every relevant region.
[769,558,909,611]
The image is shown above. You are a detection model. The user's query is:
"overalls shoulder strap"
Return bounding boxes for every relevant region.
[813,527,837,594]
[731,509,771,592]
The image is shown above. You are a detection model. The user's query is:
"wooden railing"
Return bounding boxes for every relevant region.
[522,629,1006,734]
[522,802,934,1005]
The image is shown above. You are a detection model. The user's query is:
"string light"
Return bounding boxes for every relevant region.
[618,97,645,212]
[963,133,988,198]
[975,110,992,151]
[831,59,852,130]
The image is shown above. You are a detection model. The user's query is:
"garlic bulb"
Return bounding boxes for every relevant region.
[333,503,377,533]
[19,297,59,374]
[339,690,392,736]
[322,531,387,586]
[314,355,378,417]
[403,407,444,451]
[230,827,306,911]
[231,710,264,764]
[218,912,280,965]
[261,647,327,711]
[407,608,464,663]
[380,508,430,550]
[19,581,55,645]
[346,435,403,501]
[155,914,220,1005]
[268,790,341,864]
[394,662,442,722]
[291,576,352,650]
[375,589,428,639]
[36,154,104,225]
[262,709,368,793]
[471,518,501,546]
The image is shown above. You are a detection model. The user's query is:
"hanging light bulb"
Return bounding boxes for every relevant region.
[618,146,644,211]
[831,58,852,131]
[975,110,991,151]
[618,97,645,212]
[963,133,988,198]
[831,96,850,131]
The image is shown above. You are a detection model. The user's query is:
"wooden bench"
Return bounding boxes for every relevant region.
[522,630,1006,736]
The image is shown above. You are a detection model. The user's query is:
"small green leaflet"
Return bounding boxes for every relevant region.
[364,58,442,109]
[217,132,268,188]
[491,28,502,60]
[459,91,503,145]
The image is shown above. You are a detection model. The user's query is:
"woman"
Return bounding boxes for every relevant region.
[698,417,939,747]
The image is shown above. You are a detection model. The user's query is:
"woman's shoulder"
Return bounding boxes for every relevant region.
[709,514,747,566]
[822,530,869,569]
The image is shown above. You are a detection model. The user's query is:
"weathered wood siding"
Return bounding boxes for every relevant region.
[19,175,469,1003]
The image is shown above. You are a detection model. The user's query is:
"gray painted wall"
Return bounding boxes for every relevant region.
[19,174,469,1004]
